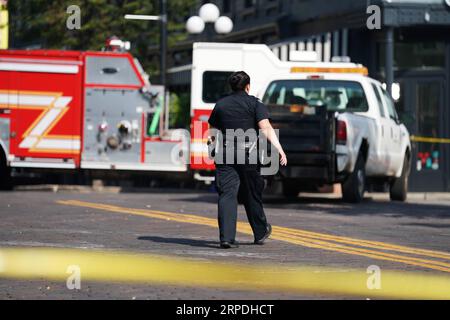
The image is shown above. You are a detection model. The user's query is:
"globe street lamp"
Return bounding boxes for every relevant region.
[199,3,220,23]
[186,16,205,34]
[214,16,234,34]
[186,3,233,39]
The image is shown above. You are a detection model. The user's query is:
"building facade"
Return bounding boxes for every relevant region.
[166,0,450,192]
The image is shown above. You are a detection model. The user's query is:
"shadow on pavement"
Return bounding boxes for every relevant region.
[262,196,450,219]
[172,193,450,220]
[137,236,220,249]
[138,236,255,248]
[400,222,450,229]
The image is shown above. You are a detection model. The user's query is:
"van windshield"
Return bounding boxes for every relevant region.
[262,80,369,115]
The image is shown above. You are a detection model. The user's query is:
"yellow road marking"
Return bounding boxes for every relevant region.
[57,200,450,273]
[272,232,450,273]
[274,226,450,260]
[1,247,450,299]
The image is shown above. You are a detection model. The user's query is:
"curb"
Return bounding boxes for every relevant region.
[11,185,450,202]
[14,185,121,194]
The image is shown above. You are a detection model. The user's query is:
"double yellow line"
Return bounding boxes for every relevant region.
[57,200,450,273]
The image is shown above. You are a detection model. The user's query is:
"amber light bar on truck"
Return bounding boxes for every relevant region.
[290,66,369,76]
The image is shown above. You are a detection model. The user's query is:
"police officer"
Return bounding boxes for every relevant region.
[208,71,287,249]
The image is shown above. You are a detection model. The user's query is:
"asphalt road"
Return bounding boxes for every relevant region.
[0,189,450,300]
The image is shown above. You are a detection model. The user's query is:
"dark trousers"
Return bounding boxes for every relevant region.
[215,164,268,243]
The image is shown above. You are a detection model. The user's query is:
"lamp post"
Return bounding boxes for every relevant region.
[125,0,168,133]
[124,0,167,89]
[186,3,233,39]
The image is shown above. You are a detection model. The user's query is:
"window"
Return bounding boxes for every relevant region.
[222,0,231,13]
[262,80,369,114]
[381,89,399,121]
[86,56,141,86]
[245,0,254,8]
[378,42,445,72]
[371,83,385,118]
[202,71,233,103]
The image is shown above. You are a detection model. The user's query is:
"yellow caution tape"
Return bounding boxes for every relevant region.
[411,136,450,144]
[1,247,450,299]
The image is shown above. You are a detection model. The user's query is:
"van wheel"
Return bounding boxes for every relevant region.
[282,181,300,199]
[342,153,366,203]
[390,155,410,202]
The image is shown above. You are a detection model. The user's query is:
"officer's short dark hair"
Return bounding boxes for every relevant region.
[228,71,250,92]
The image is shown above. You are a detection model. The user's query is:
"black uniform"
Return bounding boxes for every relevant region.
[208,91,270,243]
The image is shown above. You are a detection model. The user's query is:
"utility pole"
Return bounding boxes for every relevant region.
[160,0,167,89]
[125,0,168,88]
[385,27,394,96]
[125,2,169,131]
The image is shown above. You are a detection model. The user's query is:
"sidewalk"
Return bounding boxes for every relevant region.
[297,192,450,202]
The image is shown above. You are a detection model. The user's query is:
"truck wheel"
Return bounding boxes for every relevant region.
[390,155,410,202]
[342,154,366,203]
[282,181,300,199]
[0,156,13,191]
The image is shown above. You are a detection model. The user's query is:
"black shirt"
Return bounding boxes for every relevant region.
[208,91,270,133]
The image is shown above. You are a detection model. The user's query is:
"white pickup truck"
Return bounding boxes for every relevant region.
[259,71,411,203]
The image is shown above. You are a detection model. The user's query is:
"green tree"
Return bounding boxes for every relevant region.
[8,0,195,76]
[169,92,190,129]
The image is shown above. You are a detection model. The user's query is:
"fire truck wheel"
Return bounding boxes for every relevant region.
[0,156,13,191]
[342,153,366,203]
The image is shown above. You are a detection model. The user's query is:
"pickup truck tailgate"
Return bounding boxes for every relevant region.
[269,105,336,180]
[271,106,335,151]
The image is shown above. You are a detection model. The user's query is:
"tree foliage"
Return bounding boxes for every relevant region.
[8,0,195,75]
[169,92,191,129]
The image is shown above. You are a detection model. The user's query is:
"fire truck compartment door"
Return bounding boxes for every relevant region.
[83,88,147,164]
[144,140,187,171]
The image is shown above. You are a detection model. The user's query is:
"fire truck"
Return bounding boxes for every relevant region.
[0,40,189,189]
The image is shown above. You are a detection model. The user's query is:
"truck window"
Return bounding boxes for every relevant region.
[262,80,369,113]
[381,89,399,121]
[371,83,386,118]
[202,71,233,103]
[86,56,141,86]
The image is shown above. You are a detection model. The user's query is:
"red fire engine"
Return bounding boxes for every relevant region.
[0,40,189,188]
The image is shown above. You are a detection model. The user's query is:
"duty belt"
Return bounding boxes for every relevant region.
[223,141,257,152]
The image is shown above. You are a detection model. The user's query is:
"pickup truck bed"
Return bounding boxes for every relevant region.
[270,106,338,184]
